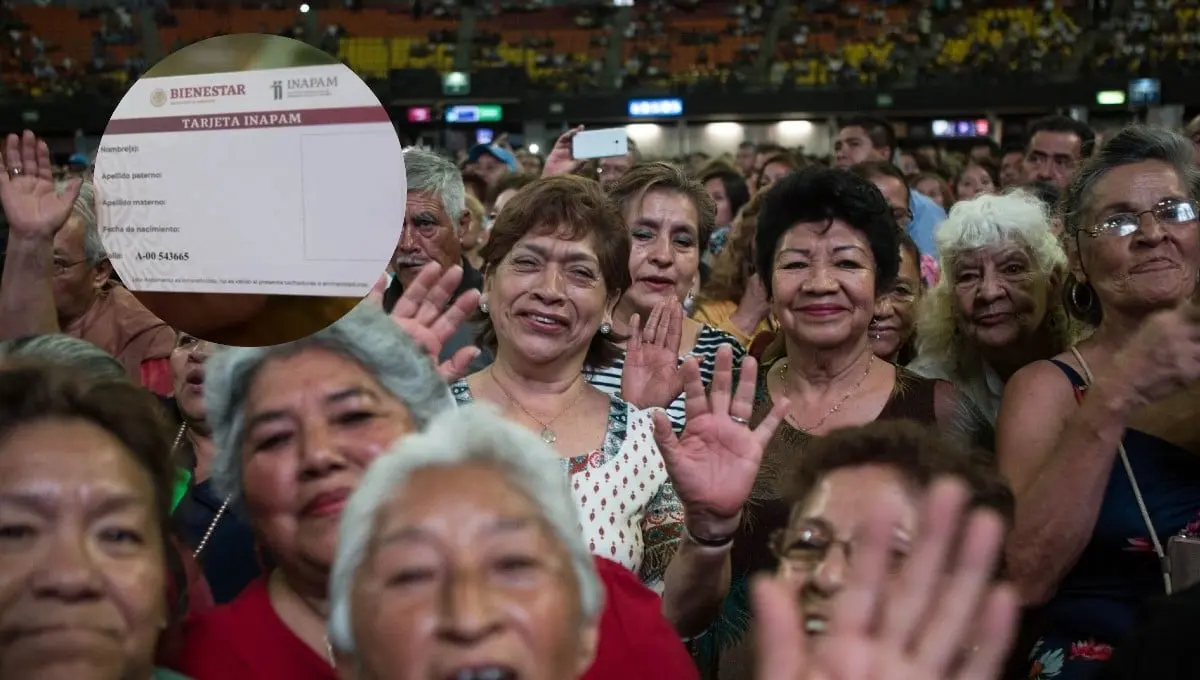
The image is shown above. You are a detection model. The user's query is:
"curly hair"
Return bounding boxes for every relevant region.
[754,165,900,299]
[913,190,1078,418]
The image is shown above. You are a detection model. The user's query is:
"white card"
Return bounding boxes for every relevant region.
[95,62,404,297]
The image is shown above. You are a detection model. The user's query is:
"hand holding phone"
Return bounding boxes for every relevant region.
[571,128,629,160]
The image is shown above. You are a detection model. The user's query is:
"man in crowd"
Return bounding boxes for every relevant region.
[999,144,1025,188]
[385,147,492,372]
[464,142,517,192]
[1021,114,1095,189]
[0,179,174,394]
[832,116,945,256]
[734,140,757,176]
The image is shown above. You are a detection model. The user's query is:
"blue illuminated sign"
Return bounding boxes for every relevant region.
[628,98,683,118]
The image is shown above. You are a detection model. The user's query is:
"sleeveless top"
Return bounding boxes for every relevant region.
[1027,360,1200,680]
[691,362,947,680]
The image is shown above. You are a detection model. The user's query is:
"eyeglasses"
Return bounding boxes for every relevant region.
[770,518,850,574]
[771,517,910,576]
[53,257,87,275]
[1083,198,1199,238]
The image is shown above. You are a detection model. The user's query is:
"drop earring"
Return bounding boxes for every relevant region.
[480,298,490,314]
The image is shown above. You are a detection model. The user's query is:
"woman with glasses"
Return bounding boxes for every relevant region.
[996,126,1200,680]
[770,419,1013,640]
[910,189,1079,428]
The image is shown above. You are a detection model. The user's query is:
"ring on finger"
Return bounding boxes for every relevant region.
[8,166,22,177]
[730,415,750,425]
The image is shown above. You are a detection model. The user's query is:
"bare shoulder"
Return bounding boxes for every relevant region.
[996,355,1080,483]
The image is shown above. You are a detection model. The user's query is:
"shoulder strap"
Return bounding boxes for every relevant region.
[1070,347,1172,595]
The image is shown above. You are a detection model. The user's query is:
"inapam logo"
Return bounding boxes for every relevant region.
[150,89,167,107]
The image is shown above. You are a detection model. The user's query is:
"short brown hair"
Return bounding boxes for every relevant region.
[781,420,1014,528]
[476,175,631,368]
[605,161,717,253]
[0,362,185,616]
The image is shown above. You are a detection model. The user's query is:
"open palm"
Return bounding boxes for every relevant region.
[651,347,787,534]
[622,297,687,409]
[366,261,481,382]
[753,480,1019,680]
[0,131,81,240]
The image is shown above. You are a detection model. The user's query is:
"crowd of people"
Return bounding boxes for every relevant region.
[2,104,1200,680]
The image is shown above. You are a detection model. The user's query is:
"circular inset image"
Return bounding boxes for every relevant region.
[94,34,404,347]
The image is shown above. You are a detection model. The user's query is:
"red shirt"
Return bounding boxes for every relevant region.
[170,558,697,680]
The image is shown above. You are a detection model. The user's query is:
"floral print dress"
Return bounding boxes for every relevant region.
[1029,361,1200,679]
[451,381,685,590]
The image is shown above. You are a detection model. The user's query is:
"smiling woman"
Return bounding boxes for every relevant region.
[910,189,1078,426]
[694,166,987,678]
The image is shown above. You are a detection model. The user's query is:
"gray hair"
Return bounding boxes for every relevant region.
[327,403,604,654]
[204,303,454,511]
[404,147,466,234]
[0,334,126,381]
[56,180,105,265]
[1061,125,1200,235]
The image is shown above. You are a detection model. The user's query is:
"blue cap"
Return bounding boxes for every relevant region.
[67,153,90,167]
[467,144,518,172]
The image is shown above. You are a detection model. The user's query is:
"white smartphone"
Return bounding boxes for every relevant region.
[572,128,629,160]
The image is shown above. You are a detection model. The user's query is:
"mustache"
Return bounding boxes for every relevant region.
[393,256,429,267]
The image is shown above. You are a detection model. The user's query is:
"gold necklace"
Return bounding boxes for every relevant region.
[775,355,874,434]
[487,367,587,444]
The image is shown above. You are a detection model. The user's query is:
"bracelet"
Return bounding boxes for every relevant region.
[683,524,735,549]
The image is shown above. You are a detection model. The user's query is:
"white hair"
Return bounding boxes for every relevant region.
[327,403,604,654]
[0,334,125,381]
[56,180,105,265]
[404,147,466,234]
[204,303,454,512]
[913,189,1075,422]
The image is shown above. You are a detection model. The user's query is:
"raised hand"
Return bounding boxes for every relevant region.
[366,262,481,382]
[621,296,686,409]
[651,346,788,539]
[753,478,1019,680]
[0,130,81,242]
[540,125,585,178]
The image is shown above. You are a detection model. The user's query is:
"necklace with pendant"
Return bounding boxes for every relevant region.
[488,367,587,444]
[775,355,874,434]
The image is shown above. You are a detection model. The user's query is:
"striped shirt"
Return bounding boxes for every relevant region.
[585,324,746,431]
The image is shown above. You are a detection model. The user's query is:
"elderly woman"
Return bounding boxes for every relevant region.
[997,125,1200,679]
[910,189,1076,426]
[756,420,1020,680]
[773,420,1013,633]
[173,295,768,678]
[869,231,923,365]
[588,163,745,428]
[458,174,784,634]
[327,404,699,679]
[0,363,192,680]
[692,166,983,676]
[695,190,774,346]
